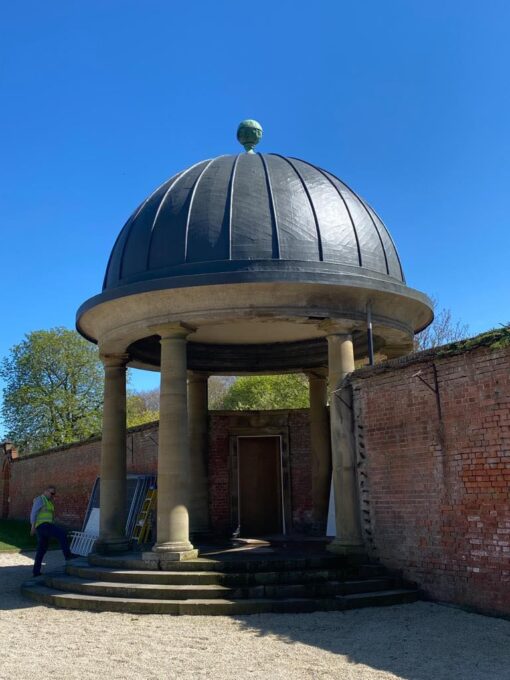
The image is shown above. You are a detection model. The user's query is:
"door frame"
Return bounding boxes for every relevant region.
[229,426,292,537]
[237,435,285,536]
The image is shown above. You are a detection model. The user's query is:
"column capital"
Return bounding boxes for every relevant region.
[149,322,195,340]
[319,319,353,337]
[188,371,209,383]
[306,369,328,381]
[100,353,130,369]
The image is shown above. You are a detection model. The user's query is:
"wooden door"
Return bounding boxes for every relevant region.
[238,436,282,536]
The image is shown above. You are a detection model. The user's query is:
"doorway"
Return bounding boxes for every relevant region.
[238,436,284,536]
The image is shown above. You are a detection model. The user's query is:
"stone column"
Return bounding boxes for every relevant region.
[97,353,130,553]
[151,323,197,561]
[325,330,365,555]
[188,372,210,534]
[308,371,331,529]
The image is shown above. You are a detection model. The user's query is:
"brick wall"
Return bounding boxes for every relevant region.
[288,410,314,531]
[1,456,10,519]
[352,345,510,617]
[208,414,231,535]
[7,345,508,617]
[208,410,313,535]
[8,422,159,528]
[7,411,314,535]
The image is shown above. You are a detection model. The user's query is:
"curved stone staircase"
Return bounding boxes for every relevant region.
[22,546,420,615]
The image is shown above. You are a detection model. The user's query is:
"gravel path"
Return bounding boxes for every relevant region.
[1,551,509,680]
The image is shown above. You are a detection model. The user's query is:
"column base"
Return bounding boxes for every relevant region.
[327,539,366,556]
[94,537,131,555]
[153,540,195,553]
[142,549,199,568]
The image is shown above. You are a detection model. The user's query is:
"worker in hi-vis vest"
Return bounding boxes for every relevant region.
[30,485,77,577]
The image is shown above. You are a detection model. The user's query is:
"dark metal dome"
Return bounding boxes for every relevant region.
[103,153,405,293]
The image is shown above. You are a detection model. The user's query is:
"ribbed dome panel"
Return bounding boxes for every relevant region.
[265,154,321,262]
[231,154,276,260]
[289,158,360,267]
[103,153,405,291]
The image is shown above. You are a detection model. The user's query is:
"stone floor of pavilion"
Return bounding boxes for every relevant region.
[21,538,421,615]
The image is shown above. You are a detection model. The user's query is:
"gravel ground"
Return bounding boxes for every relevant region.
[1,551,510,680]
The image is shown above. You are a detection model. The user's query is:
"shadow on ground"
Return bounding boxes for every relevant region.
[0,550,65,611]
[233,601,510,680]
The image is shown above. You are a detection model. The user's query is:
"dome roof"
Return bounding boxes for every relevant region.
[103,153,405,293]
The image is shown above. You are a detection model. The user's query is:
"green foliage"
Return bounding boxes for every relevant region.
[435,323,510,356]
[218,374,309,410]
[0,519,40,552]
[208,375,236,409]
[126,392,159,427]
[0,328,103,454]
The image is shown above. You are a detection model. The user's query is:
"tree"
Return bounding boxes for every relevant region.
[126,390,159,427]
[208,376,236,409]
[0,328,103,454]
[135,387,159,411]
[218,374,309,410]
[414,299,469,351]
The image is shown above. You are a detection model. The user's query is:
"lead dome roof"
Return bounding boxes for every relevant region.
[103,152,405,293]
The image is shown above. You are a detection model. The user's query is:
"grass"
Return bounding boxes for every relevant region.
[0,519,56,552]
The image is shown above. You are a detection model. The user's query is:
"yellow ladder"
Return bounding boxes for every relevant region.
[132,488,157,544]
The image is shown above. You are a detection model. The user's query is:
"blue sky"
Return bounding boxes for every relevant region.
[1,1,509,434]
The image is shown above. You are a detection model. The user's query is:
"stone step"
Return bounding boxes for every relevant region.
[22,580,419,615]
[46,575,233,600]
[66,564,363,587]
[337,589,420,609]
[46,574,396,601]
[88,552,357,574]
[357,563,388,578]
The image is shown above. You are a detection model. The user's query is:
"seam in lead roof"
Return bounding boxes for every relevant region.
[271,155,324,262]
[258,153,281,259]
[227,155,241,260]
[290,157,363,267]
[145,160,210,271]
[335,176,390,277]
[183,157,219,262]
[365,203,405,283]
[103,222,131,290]
[116,177,176,282]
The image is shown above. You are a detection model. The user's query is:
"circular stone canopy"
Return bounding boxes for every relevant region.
[77,122,433,372]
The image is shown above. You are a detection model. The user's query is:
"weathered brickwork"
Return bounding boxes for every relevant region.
[6,411,314,536]
[208,414,231,535]
[288,410,314,532]
[352,346,510,617]
[7,423,159,528]
[1,457,10,519]
[207,410,313,535]
[5,345,508,617]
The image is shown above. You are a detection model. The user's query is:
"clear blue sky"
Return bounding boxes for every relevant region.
[1,1,509,434]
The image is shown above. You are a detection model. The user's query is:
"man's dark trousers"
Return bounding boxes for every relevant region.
[33,522,72,576]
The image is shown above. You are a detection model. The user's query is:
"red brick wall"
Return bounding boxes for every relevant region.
[353,346,510,617]
[207,410,313,535]
[8,411,314,536]
[208,414,231,535]
[1,455,10,519]
[288,410,314,531]
[8,423,159,529]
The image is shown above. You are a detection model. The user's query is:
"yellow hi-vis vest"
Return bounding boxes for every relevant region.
[35,495,55,528]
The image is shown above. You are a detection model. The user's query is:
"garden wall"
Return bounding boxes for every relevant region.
[5,422,159,527]
[353,342,509,618]
[4,410,313,535]
[2,338,508,617]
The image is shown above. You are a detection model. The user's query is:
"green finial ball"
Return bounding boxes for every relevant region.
[237,119,263,153]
